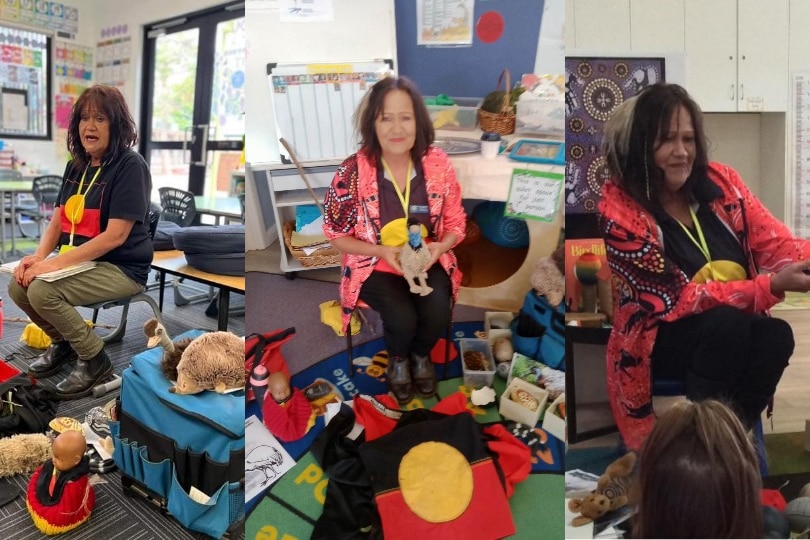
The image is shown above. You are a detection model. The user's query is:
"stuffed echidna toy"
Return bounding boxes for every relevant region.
[170,332,245,395]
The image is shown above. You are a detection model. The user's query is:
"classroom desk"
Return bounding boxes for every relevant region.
[0,179,33,259]
[150,250,245,331]
[194,196,242,225]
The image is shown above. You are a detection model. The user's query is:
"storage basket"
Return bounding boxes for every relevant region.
[282,221,341,267]
[479,69,516,135]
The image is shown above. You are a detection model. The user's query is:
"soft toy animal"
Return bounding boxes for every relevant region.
[568,452,637,527]
[531,254,565,307]
[143,318,194,382]
[398,217,433,296]
[0,433,52,478]
[170,331,245,395]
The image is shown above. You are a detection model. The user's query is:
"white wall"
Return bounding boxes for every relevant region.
[3,0,230,175]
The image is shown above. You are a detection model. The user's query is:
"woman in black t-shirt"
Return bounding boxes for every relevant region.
[8,85,152,400]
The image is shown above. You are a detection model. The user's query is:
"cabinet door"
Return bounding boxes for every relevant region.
[789,0,810,73]
[565,0,576,49]
[630,0,685,53]
[737,0,788,111]
[572,0,631,51]
[684,0,737,112]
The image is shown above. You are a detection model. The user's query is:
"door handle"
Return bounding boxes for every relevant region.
[730,84,735,101]
[182,126,193,164]
[186,124,209,166]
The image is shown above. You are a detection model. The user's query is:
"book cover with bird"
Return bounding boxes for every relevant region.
[564,238,610,312]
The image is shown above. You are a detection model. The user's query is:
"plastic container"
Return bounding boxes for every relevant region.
[459,338,496,388]
[425,97,480,131]
[499,376,549,427]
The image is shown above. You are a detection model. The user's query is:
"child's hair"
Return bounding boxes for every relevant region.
[632,399,763,539]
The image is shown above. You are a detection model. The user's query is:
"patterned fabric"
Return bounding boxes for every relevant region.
[598,162,810,450]
[322,147,467,332]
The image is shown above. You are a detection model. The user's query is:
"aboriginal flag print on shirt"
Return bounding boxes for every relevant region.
[56,149,153,285]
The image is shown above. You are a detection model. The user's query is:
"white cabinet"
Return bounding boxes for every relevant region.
[789,0,810,73]
[684,0,787,112]
[630,0,684,52]
[265,163,340,274]
[569,0,630,50]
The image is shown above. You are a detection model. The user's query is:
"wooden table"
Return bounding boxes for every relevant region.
[150,250,245,331]
[194,196,242,225]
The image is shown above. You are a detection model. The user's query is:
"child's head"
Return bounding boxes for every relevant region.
[268,372,291,404]
[633,399,762,539]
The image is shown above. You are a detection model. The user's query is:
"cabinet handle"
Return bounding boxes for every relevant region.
[739,84,744,100]
[730,84,735,101]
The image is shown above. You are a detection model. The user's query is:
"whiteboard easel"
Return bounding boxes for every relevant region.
[267,60,393,163]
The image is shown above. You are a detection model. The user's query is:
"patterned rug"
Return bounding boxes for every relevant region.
[244,323,565,539]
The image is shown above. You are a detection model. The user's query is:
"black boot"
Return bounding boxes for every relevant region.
[28,341,78,378]
[387,355,413,404]
[55,349,114,400]
[410,353,436,398]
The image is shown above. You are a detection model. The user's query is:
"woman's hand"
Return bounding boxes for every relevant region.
[13,254,45,285]
[423,234,457,272]
[20,257,61,287]
[378,245,403,274]
[770,260,810,296]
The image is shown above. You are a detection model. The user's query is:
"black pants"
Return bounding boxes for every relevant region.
[358,264,452,358]
[652,305,794,429]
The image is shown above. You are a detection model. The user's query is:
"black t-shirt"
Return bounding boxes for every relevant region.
[57,149,153,284]
[376,160,433,235]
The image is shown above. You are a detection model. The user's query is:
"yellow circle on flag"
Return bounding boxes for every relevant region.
[398,441,473,522]
[64,194,85,224]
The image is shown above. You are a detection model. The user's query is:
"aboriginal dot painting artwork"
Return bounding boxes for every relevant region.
[565,57,666,214]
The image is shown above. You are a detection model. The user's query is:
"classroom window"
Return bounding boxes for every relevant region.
[0,24,51,140]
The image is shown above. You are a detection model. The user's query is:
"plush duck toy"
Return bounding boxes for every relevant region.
[143,318,194,382]
[27,430,95,535]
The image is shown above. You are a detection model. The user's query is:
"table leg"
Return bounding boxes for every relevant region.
[9,193,15,256]
[217,289,230,331]
[158,270,166,311]
[0,191,6,259]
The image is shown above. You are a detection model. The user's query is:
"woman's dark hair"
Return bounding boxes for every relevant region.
[354,76,434,164]
[602,83,709,209]
[632,400,763,539]
[67,85,138,170]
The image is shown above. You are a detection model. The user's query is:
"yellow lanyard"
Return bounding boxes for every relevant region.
[77,164,102,196]
[675,206,712,263]
[64,165,102,249]
[381,157,412,217]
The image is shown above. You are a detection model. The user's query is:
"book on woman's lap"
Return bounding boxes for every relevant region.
[0,259,97,282]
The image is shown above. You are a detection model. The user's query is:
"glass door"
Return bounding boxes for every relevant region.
[141,3,245,203]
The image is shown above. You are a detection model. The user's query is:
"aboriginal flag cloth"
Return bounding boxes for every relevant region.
[358,411,516,540]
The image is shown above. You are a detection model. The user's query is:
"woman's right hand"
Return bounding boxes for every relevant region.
[770,260,810,295]
[377,245,403,274]
[13,253,45,284]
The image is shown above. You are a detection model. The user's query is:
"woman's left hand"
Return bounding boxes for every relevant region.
[424,242,447,272]
[20,258,61,287]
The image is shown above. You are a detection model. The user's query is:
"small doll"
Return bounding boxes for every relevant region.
[262,372,315,442]
[27,430,95,535]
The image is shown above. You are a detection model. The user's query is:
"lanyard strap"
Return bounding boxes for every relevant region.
[675,206,712,263]
[78,164,102,196]
[381,157,412,217]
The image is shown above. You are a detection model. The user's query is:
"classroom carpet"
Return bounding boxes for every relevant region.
[245,321,565,539]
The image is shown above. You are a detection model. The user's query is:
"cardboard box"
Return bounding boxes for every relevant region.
[499,377,549,426]
[542,393,566,443]
[459,338,495,388]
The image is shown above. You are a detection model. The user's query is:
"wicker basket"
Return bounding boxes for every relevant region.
[478,69,516,135]
[282,221,341,267]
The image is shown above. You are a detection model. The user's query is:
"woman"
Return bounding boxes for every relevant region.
[322,76,466,404]
[599,83,810,450]
[8,85,152,400]
[633,400,763,538]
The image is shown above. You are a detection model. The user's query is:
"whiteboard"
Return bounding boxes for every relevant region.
[268,61,393,163]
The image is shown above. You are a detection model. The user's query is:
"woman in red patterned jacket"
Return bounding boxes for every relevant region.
[323,76,466,404]
[598,83,810,451]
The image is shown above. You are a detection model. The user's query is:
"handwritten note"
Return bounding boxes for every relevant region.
[505,169,563,222]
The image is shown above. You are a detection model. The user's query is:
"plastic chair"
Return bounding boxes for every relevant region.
[17,175,62,239]
[82,202,165,344]
[158,187,196,227]
[345,298,455,380]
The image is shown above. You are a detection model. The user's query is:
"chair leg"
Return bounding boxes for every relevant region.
[100,303,129,344]
[346,321,354,378]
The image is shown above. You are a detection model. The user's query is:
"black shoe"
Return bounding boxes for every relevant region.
[410,353,437,398]
[387,355,414,404]
[28,341,78,378]
[55,349,114,400]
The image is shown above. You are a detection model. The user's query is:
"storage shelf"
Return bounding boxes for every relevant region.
[275,188,327,207]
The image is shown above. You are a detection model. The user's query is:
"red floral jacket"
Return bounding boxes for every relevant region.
[322,147,466,332]
[598,162,810,450]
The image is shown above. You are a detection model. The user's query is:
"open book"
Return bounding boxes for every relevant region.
[0,259,97,282]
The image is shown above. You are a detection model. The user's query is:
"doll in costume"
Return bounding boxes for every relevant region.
[27,430,95,535]
[263,372,315,442]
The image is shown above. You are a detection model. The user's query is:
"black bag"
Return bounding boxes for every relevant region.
[0,374,58,436]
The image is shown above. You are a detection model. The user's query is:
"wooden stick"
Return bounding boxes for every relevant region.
[5,316,116,330]
[279,137,325,214]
